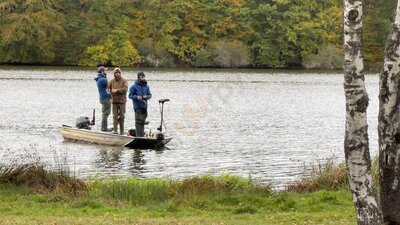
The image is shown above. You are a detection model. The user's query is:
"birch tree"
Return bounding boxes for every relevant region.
[378,0,400,224]
[344,0,383,224]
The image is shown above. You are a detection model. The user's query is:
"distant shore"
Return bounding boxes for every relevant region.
[0,64,385,74]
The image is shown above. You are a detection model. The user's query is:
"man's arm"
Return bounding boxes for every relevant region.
[129,85,143,100]
[121,80,128,94]
[115,80,128,94]
[144,86,152,100]
[100,78,108,89]
[129,85,136,100]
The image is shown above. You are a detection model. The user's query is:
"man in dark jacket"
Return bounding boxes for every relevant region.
[95,66,111,131]
[129,72,152,137]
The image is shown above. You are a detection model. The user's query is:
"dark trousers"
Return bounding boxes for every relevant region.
[112,103,126,135]
[135,111,147,137]
[101,100,111,131]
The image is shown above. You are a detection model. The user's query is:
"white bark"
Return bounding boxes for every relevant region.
[344,0,383,224]
[378,0,400,224]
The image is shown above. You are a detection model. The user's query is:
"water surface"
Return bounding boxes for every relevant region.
[0,67,380,188]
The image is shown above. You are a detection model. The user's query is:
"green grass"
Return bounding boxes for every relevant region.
[0,162,358,224]
[0,178,356,225]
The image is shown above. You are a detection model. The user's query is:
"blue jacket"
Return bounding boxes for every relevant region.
[129,80,152,112]
[95,73,111,104]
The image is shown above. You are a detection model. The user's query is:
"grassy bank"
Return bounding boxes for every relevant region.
[0,163,356,225]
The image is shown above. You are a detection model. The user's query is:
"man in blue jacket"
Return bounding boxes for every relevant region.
[129,72,152,137]
[95,66,111,131]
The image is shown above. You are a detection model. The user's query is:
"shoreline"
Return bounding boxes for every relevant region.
[0,163,355,225]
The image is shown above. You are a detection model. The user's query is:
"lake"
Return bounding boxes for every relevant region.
[0,67,380,188]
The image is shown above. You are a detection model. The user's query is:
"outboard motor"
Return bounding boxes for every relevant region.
[76,116,91,129]
[128,129,136,137]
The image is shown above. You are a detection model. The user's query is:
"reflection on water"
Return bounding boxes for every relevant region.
[0,67,380,188]
[130,150,146,175]
[94,148,149,177]
[96,148,123,168]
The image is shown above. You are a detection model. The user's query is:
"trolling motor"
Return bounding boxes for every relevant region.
[128,99,170,138]
[157,99,170,132]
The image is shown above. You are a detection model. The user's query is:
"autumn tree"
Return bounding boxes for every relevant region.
[81,30,141,67]
[0,0,66,64]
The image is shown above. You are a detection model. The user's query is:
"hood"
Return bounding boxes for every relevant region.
[95,73,106,81]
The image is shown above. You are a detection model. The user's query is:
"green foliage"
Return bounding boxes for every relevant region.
[0,0,66,64]
[0,0,394,69]
[81,30,141,66]
[0,182,356,224]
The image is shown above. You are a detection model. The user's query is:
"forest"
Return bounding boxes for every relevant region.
[0,0,395,69]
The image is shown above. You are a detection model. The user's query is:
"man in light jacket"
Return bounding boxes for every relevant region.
[129,72,152,137]
[108,68,128,135]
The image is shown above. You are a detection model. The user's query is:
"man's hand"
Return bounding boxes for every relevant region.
[137,96,143,100]
[112,89,118,94]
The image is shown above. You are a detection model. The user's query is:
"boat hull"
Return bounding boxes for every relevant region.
[60,126,172,149]
[60,126,134,146]
[125,137,172,149]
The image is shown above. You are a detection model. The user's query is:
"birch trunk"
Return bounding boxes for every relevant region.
[344,0,383,224]
[378,1,400,224]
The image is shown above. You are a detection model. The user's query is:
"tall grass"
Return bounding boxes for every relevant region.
[0,163,86,195]
[286,160,348,193]
[90,175,271,204]
[286,157,382,193]
[90,179,170,204]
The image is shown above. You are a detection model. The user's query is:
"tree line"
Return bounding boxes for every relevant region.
[0,0,395,69]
